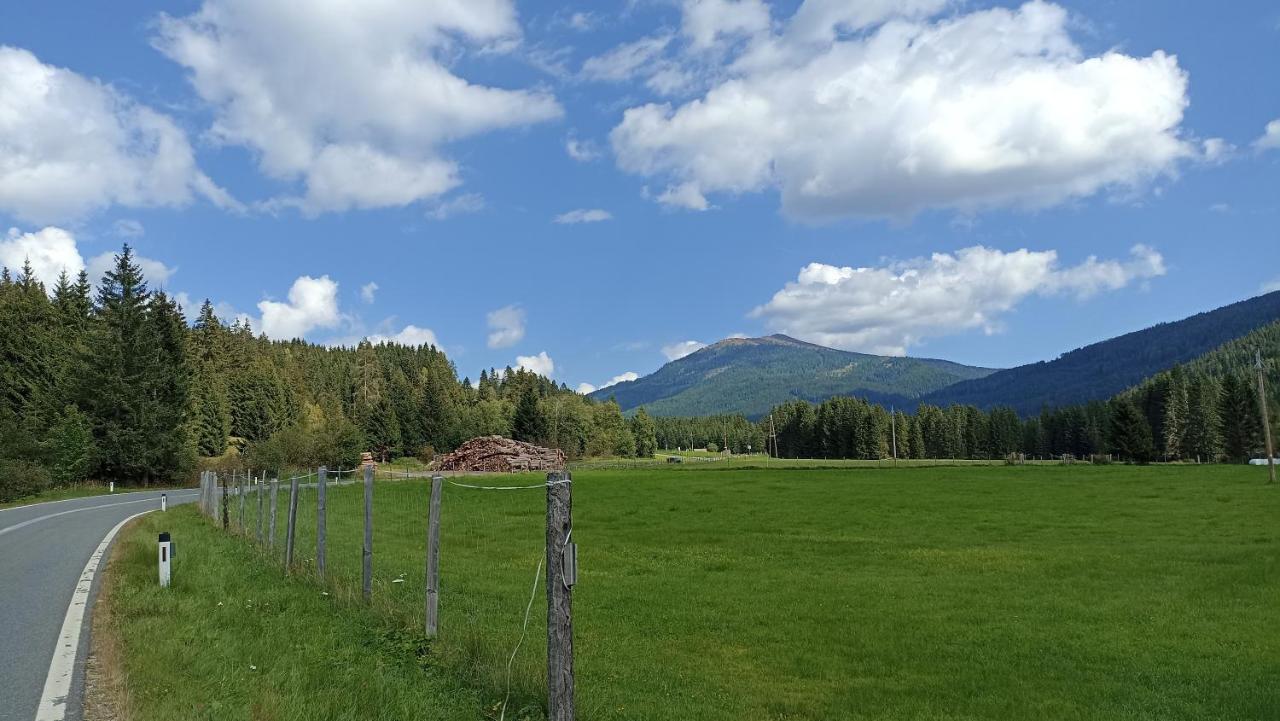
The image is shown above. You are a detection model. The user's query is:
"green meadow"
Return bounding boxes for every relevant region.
[108,464,1278,720]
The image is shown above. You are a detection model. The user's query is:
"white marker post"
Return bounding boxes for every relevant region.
[109,482,114,494]
[161,493,168,512]
[158,532,172,588]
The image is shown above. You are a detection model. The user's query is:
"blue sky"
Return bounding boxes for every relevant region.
[1,0,1277,394]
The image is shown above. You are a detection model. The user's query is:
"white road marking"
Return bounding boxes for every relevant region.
[0,494,197,537]
[34,510,154,721]
[0,489,189,514]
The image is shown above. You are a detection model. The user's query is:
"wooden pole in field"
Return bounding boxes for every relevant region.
[285,475,299,569]
[220,474,229,530]
[257,477,264,542]
[546,471,575,721]
[238,474,246,531]
[1257,351,1276,484]
[425,474,443,636]
[269,477,279,550]
[362,465,374,600]
[317,466,328,579]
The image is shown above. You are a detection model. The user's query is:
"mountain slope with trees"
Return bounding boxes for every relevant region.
[921,291,1280,414]
[592,334,995,418]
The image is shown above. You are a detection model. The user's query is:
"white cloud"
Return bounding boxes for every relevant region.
[0,46,233,224]
[360,282,379,304]
[1263,277,1280,294]
[87,250,176,288]
[425,193,485,220]
[258,275,341,340]
[0,227,84,286]
[566,136,601,162]
[515,351,555,378]
[554,208,613,224]
[752,244,1166,355]
[682,0,772,50]
[367,324,439,348]
[662,340,706,361]
[486,304,526,348]
[611,1,1197,220]
[111,219,146,238]
[576,370,640,396]
[154,0,561,214]
[582,34,672,83]
[1256,119,1280,151]
[656,182,711,211]
[569,12,595,31]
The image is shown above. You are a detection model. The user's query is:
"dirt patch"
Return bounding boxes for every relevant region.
[82,519,141,721]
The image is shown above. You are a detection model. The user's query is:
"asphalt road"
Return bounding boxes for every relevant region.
[0,489,199,721]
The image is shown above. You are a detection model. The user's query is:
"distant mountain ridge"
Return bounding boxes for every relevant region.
[921,290,1280,414]
[596,291,1280,419]
[591,334,995,419]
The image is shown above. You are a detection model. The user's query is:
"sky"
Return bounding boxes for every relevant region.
[1,0,1278,395]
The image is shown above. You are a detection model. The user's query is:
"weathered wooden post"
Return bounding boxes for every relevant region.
[285,474,299,569]
[425,474,443,636]
[362,464,373,600]
[220,474,229,530]
[256,477,264,542]
[546,471,575,721]
[317,466,328,580]
[1258,350,1276,484]
[200,471,209,516]
[269,476,279,550]
[238,474,246,531]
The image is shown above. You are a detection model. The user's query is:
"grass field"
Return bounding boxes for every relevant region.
[108,464,1278,720]
[0,482,114,509]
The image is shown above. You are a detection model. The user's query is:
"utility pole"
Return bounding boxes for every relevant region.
[891,407,898,462]
[1257,350,1276,484]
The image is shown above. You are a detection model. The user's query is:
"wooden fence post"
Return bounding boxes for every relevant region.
[220,473,229,530]
[425,474,443,636]
[269,477,279,550]
[317,466,328,580]
[285,475,299,569]
[238,474,246,531]
[257,476,264,542]
[362,465,373,600]
[546,471,575,721]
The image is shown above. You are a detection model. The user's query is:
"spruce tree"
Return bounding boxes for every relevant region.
[512,383,547,443]
[1109,398,1154,463]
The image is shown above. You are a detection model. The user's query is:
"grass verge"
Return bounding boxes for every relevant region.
[96,507,488,721]
[0,483,113,509]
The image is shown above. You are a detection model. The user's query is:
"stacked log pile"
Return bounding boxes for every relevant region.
[435,436,565,473]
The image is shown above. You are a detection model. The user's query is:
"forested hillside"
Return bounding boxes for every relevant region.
[658,322,1279,464]
[594,334,993,418]
[0,247,657,499]
[922,291,1280,413]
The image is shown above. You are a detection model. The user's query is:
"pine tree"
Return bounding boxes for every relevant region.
[512,383,547,443]
[1161,367,1189,460]
[1108,398,1154,463]
[46,405,95,485]
[1219,372,1262,462]
[1182,377,1222,462]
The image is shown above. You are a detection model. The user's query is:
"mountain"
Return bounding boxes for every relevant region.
[922,290,1280,415]
[591,334,995,419]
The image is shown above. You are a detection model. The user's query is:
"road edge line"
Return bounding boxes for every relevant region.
[34,509,155,721]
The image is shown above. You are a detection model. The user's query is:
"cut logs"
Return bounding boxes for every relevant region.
[434,436,565,473]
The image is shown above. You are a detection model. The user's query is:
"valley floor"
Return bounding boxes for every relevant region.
[98,464,1277,720]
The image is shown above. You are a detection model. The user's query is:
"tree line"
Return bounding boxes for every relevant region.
[0,246,658,500]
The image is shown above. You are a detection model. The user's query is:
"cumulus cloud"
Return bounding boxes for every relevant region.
[566,135,601,162]
[87,250,176,288]
[0,46,233,224]
[367,325,439,348]
[576,371,640,395]
[662,340,706,361]
[0,227,84,286]
[610,1,1197,220]
[258,275,341,340]
[515,351,555,378]
[752,244,1167,355]
[554,208,613,224]
[1256,119,1280,151]
[486,304,526,348]
[681,0,772,50]
[360,282,379,304]
[154,0,561,214]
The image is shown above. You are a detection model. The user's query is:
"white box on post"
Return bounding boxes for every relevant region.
[158,532,172,588]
